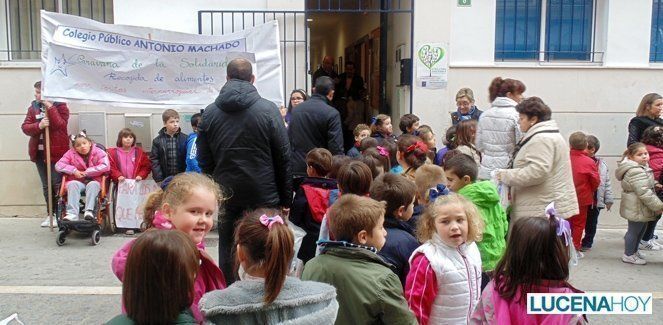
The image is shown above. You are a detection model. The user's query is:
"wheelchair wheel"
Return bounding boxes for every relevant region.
[56,230,66,246]
[103,182,116,234]
[91,230,101,246]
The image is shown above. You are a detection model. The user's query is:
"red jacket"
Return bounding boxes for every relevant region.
[21,101,70,163]
[646,144,663,181]
[570,149,600,206]
[107,147,152,182]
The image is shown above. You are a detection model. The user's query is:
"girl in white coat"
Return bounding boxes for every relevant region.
[405,193,484,324]
[475,77,526,180]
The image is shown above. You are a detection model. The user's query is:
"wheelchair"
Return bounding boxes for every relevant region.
[54,175,114,246]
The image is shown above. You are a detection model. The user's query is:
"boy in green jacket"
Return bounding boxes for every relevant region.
[301,194,417,325]
[444,154,508,286]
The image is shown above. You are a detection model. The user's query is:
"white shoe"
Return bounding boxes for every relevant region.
[639,240,661,251]
[637,250,646,259]
[650,239,663,248]
[622,254,647,265]
[83,210,95,221]
[63,213,78,221]
[40,216,56,227]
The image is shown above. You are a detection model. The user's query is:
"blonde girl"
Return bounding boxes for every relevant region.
[111,172,227,322]
[405,193,484,324]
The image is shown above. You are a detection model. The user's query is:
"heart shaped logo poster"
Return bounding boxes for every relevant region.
[418,45,445,76]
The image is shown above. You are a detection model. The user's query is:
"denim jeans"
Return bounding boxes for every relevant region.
[581,206,602,248]
[624,221,648,256]
[641,215,661,241]
[66,181,100,216]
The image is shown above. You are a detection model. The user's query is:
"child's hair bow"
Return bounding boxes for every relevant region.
[376,146,389,157]
[406,141,428,154]
[259,214,284,230]
[428,184,450,202]
[546,202,571,247]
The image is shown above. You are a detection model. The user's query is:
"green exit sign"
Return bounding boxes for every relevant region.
[458,0,471,6]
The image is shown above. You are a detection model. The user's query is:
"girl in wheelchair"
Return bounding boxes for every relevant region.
[55,131,110,221]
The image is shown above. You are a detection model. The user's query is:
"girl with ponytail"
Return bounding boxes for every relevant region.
[200,209,339,324]
[397,134,429,181]
[471,204,586,324]
[475,76,526,180]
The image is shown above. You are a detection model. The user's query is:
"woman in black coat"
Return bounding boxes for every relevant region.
[628,93,663,145]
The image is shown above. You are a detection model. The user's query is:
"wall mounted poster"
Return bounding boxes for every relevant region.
[416,42,448,89]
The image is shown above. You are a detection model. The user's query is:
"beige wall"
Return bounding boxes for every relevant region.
[0,66,51,216]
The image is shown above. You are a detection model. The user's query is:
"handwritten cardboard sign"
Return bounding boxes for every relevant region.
[40,11,283,108]
[114,179,160,229]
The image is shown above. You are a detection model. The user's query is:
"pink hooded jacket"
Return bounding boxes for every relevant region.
[111,212,227,322]
[471,280,586,324]
[55,145,110,185]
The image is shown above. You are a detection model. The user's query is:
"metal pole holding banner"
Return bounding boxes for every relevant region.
[45,125,54,231]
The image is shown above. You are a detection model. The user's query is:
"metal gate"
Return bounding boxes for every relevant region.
[197,10,308,104]
[198,1,413,112]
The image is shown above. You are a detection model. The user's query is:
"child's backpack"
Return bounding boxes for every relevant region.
[290,177,338,263]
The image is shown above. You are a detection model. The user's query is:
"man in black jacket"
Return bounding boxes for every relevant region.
[197,58,292,283]
[288,76,344,177]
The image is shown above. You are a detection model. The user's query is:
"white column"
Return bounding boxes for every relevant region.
[604,0,653,67]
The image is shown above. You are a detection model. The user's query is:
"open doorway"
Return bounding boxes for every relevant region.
[306,0,413,149]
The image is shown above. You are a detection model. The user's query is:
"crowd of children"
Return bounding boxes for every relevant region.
[37,76,663,324]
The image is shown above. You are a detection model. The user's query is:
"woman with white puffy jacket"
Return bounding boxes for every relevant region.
[475,77,526,180]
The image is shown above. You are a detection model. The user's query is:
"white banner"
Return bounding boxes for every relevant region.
[114,179,160,229]
[40,11,283,107]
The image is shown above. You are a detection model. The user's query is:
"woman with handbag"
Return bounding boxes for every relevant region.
[496,97,578,225]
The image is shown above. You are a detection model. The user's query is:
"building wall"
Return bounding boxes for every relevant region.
[408,0,661,227]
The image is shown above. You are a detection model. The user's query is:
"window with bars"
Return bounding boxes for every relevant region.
[651,0,663,62]
[2,0,113,61]
[495,0,597,62]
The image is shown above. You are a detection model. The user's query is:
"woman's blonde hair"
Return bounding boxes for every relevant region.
[636,93,663,117]
[456,87,475,102]
[416,193,484,243]
[142,173,224,230]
